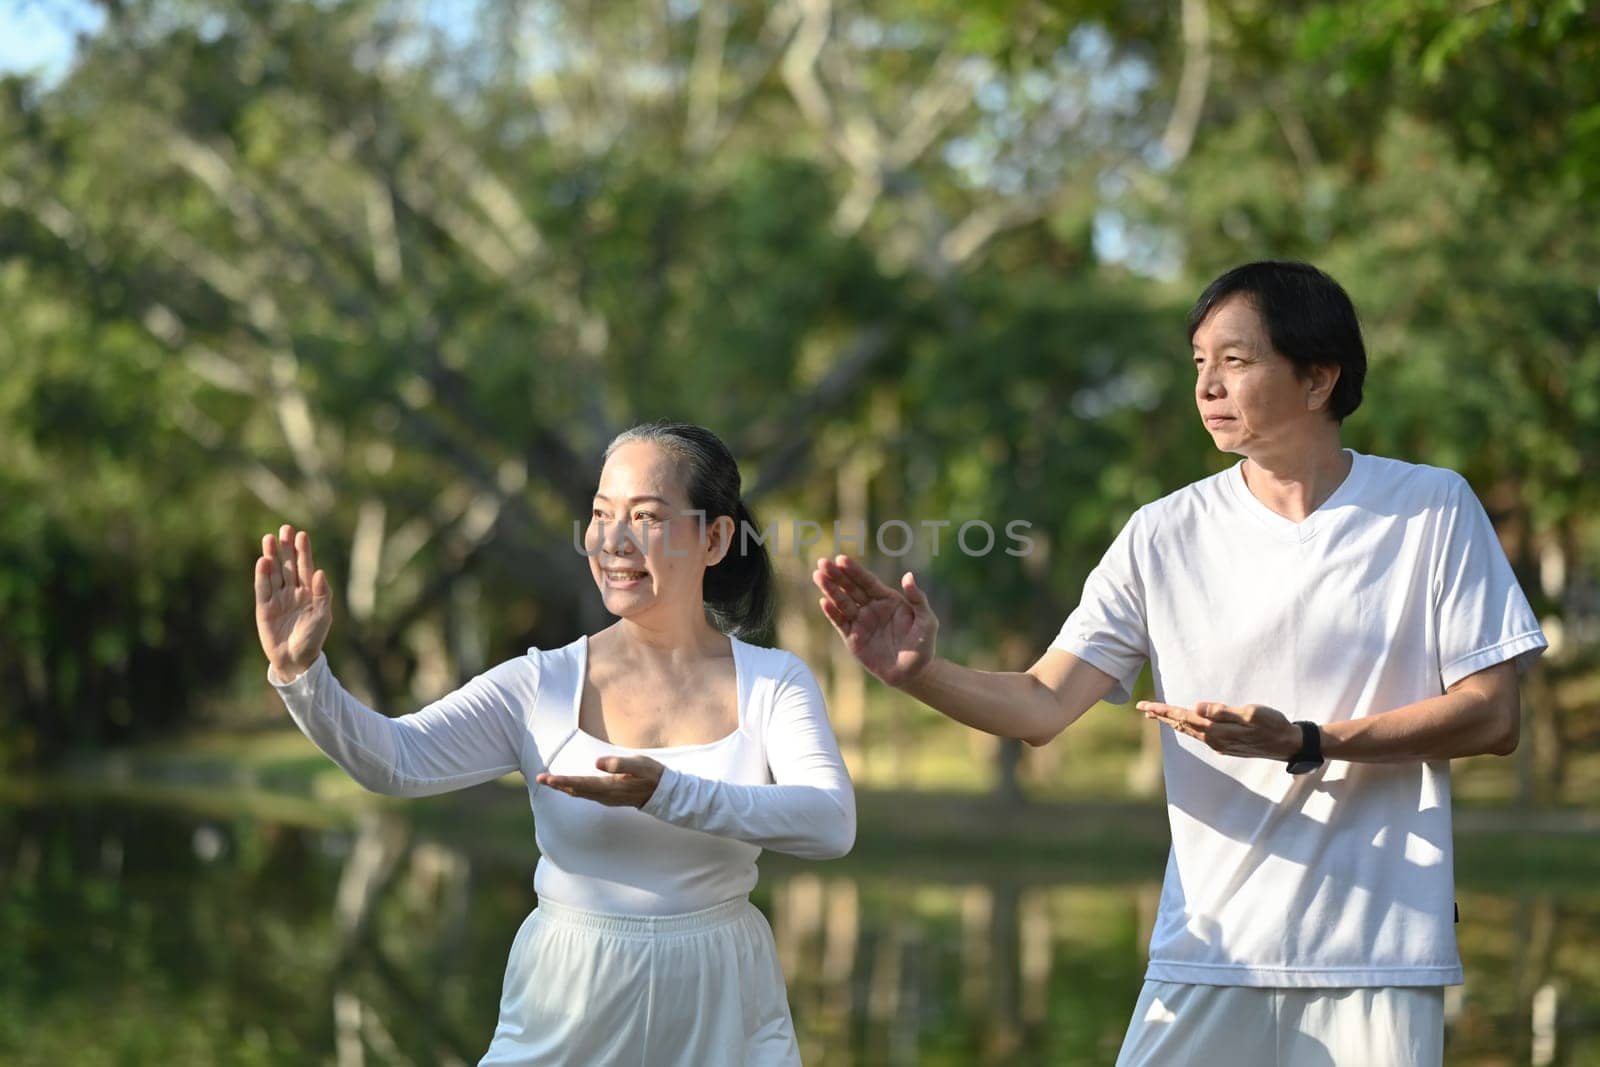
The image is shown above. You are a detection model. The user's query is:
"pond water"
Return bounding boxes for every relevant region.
[1,798,1596,1065]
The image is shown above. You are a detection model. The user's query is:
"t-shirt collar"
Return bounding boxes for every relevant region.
[1225,448,1366,543]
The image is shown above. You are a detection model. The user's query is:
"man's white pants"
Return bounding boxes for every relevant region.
[1114,980,1445,1067]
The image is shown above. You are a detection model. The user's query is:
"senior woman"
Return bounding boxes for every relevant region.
[254,422,855,1065]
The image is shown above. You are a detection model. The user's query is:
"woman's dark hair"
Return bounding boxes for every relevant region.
[603,421,776,645]
[1186,260,1367,422]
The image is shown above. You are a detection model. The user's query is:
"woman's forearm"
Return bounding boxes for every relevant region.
[641,771,856,859]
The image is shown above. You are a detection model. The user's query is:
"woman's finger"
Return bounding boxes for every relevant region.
[261,535,282,593]
[275,526,296,579]
[617,756,659,777]
[540,772,621,790]
[539,774,590,795]
[254,555,274,604]
[901,571,927,607]
[296,530,316,587]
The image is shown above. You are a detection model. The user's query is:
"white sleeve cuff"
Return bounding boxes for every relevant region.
[266,652,329,690]
[639,764,685,819]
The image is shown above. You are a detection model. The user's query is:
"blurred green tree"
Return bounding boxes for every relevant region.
[0,0,1593,803]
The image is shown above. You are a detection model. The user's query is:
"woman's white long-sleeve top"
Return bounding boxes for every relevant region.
[269,635,856,915]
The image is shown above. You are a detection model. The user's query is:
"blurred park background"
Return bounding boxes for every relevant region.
[1,0,1598,1063]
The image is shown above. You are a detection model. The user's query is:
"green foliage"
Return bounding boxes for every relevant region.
[0,0,1595,778]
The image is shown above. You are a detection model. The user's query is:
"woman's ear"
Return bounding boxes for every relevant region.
[705,515,736,566]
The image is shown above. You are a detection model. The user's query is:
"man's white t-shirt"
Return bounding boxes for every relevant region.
[1052,450,1546,988]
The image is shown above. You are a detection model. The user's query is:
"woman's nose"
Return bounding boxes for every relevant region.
[599,519,636,555]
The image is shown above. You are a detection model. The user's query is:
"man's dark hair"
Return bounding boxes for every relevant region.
[1187,261,1366,422]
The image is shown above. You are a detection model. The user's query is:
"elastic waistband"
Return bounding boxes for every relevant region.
[533,895,753,938]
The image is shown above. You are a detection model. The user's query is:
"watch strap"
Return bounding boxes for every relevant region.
[1286,720,1323,774]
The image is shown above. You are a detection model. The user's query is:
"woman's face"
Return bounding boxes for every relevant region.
[585,440,728,622]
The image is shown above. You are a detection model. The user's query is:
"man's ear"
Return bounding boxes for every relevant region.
[1307,363,1342,415]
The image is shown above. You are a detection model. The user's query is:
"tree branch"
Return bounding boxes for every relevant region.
[1159,0,1211,165]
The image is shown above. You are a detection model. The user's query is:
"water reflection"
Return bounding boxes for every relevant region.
[1,800,1596,1065]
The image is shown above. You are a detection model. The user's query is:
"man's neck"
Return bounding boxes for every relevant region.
[1240,433,1351,523]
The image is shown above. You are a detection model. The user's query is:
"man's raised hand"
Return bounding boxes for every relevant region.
[254,524,332,682]
[812,555,938,687]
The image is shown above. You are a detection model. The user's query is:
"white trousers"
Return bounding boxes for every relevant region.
[1115,980,1444,1067]
[479,896,801,1067]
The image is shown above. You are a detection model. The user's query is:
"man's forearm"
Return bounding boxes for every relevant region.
[900,658,1069,746]
[1322,681,1519,763]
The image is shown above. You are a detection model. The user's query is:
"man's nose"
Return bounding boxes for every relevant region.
[1196,364,1225,400]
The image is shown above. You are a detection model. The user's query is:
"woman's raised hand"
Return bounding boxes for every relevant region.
[254,524,332,682]
[812,555,939,687]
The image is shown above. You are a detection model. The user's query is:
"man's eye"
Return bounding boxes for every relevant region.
[634,512,660,523]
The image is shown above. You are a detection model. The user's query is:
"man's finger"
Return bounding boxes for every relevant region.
[901,572,927,607]
[1138,701,1197,724]
[1145,706,1210,736]
[1150,716,1194,739]
[811,567,855,611]
[820,559,875,607]
[814,557,862,598]
[813,572,860,613]
[819,597,852,636]
[833,555,900,601]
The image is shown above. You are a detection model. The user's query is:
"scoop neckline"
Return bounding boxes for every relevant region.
[1226,448,1365,543]
[568,633,746,753]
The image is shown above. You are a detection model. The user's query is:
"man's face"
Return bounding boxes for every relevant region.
[1191,294,1332,455]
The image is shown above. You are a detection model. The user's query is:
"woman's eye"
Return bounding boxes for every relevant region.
[634,511,660,524]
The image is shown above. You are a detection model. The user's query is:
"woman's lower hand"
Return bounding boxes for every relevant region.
[537,756,666,808]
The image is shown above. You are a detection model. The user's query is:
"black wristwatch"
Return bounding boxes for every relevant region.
[1286,721,1324,775]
